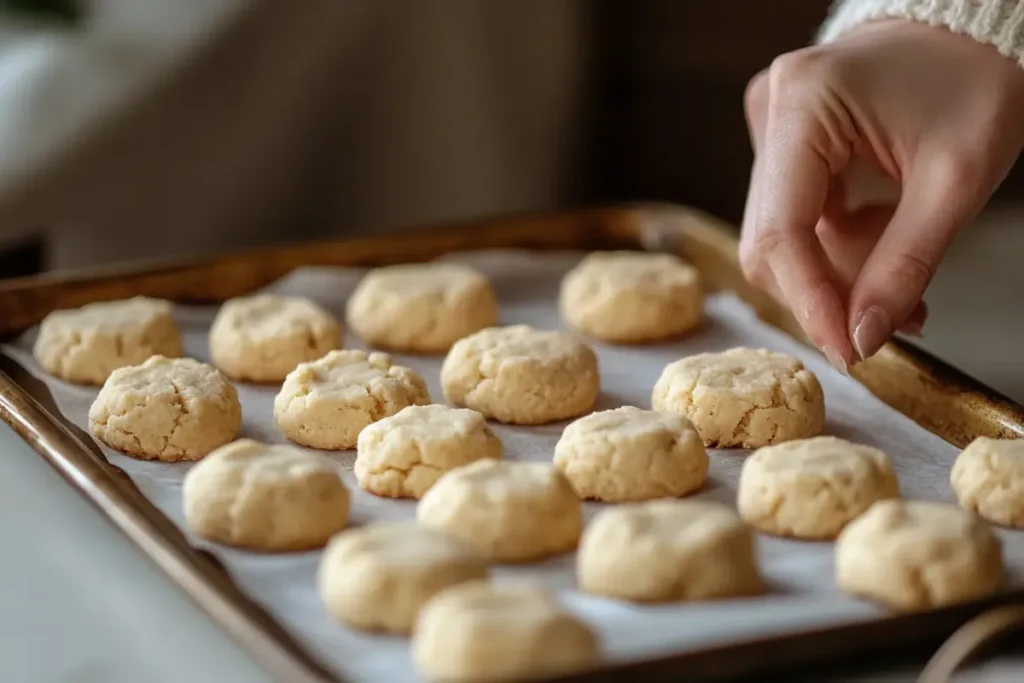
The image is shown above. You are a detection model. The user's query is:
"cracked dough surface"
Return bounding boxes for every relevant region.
[651,347,824,448]
[412,581,600,682]
[274,349,430,450]
[346,263,497,353]
[209,294,342,383]
[318,522,488,634]
[738,436,900,540]
[417,460,582,562]
[577,500,763,602]
[951,437,1024,528]
[554,406,708,502]
[183,439,349,551]
[440,325,600,425]
[559,251,703,343]
[34,296,183,385]
[88,355,242,462]
[355,404,502,499]
[835,500,1004,611]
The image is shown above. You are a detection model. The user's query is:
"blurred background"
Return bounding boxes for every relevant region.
[0,0,1021,400]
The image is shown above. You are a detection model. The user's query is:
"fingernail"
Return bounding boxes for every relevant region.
[852,306,891,361]
[822,345,849,375]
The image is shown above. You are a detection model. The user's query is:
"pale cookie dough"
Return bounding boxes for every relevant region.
[274,349,430,450]
[209,294,342,383]
[578,500,763,602]
[318,522,488,634]
[346,262,497,353]
[652,347,825,448]
[413,582,600,682]
[417,460,582,562]
[951,437,1024,528]
[33,296,182,385]
[559,251,703,343]
[738,436,900,540]
[835,500,1004,611]
[440,325,600,425]
[355,404,502,499]
[89,356,242,462]
[554,406,708,502]
[183,439,349,551]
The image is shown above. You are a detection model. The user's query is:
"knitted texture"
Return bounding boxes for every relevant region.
[818,0,1024,67]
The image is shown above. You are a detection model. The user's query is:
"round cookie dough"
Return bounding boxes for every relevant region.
[559,251,703,343]
[578,500,763,602]
[951,437,1024,528]
[554,406,709,502]
[184,439,349,551]
[651,347,825,448]
[440,325,600,425]
[413,582,600,682]
[209,294,342,383]
[318,522,488,634]
[346,262,498,353]
[274,349,430,450]
[355,404,503,499]
[417,460,582,562]
[33,296,182,385]
[737,436,900,540]
[835,500,1004,611]
[89,355,242,462]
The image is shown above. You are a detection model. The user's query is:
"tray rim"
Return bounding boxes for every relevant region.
[2,202,1023,683]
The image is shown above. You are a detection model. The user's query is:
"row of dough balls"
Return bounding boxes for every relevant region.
[33,250,703,386]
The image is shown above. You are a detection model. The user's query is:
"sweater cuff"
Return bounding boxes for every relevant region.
[817,0,1024,68]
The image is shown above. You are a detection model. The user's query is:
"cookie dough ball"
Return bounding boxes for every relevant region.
[274,350,430,450]
[89,356,242,461]
[33,296,182,385]
[554,406,708,502]
[738,436,900,540]
[319,522,488,634]
[951,437,1024,528]
[413,582,600,682]
[346,262,497,353]
[652,347,824,448]
[559,251,703,343]
[441,325,600,425]
[417,460,582,562]
[184,439,349,551]
[578,500,763,602]
[836,500,1004,611]
[209,294,341,383]
[356,404,503,499]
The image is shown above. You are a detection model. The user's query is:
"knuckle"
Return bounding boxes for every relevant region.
[740,227,786,285]
[767,48,827,99]
[743,69,769,122]
[931,149,985,196]
[890,251,935,295]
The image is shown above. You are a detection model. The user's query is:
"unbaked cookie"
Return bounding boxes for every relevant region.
[417,460,582,562]
[355,404,502,499]
[183,439,349,551]
[346,262,497,353]
[578,500,763,602]
[559,251,703,343]
[738,436,900,540]
[835,500,1004,611]
[951,437,1024,528]
[274,349,430,450]
[440,325,600,425]
[89,355,242,461]
[413,582,600,682]
[554,406,708,502]
[33,296,182,385]
[209,294,341,383]
[652,347,824,448]
[318,522,488,634]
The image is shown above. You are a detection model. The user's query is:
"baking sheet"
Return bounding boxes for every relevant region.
[4,249,1024,683]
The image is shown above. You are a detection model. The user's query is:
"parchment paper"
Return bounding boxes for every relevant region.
[5,250,1023,683]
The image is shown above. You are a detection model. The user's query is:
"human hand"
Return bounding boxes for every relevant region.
[740,20,1024,371]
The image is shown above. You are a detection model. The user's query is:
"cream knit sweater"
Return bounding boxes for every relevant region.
[819,0,1024,65]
